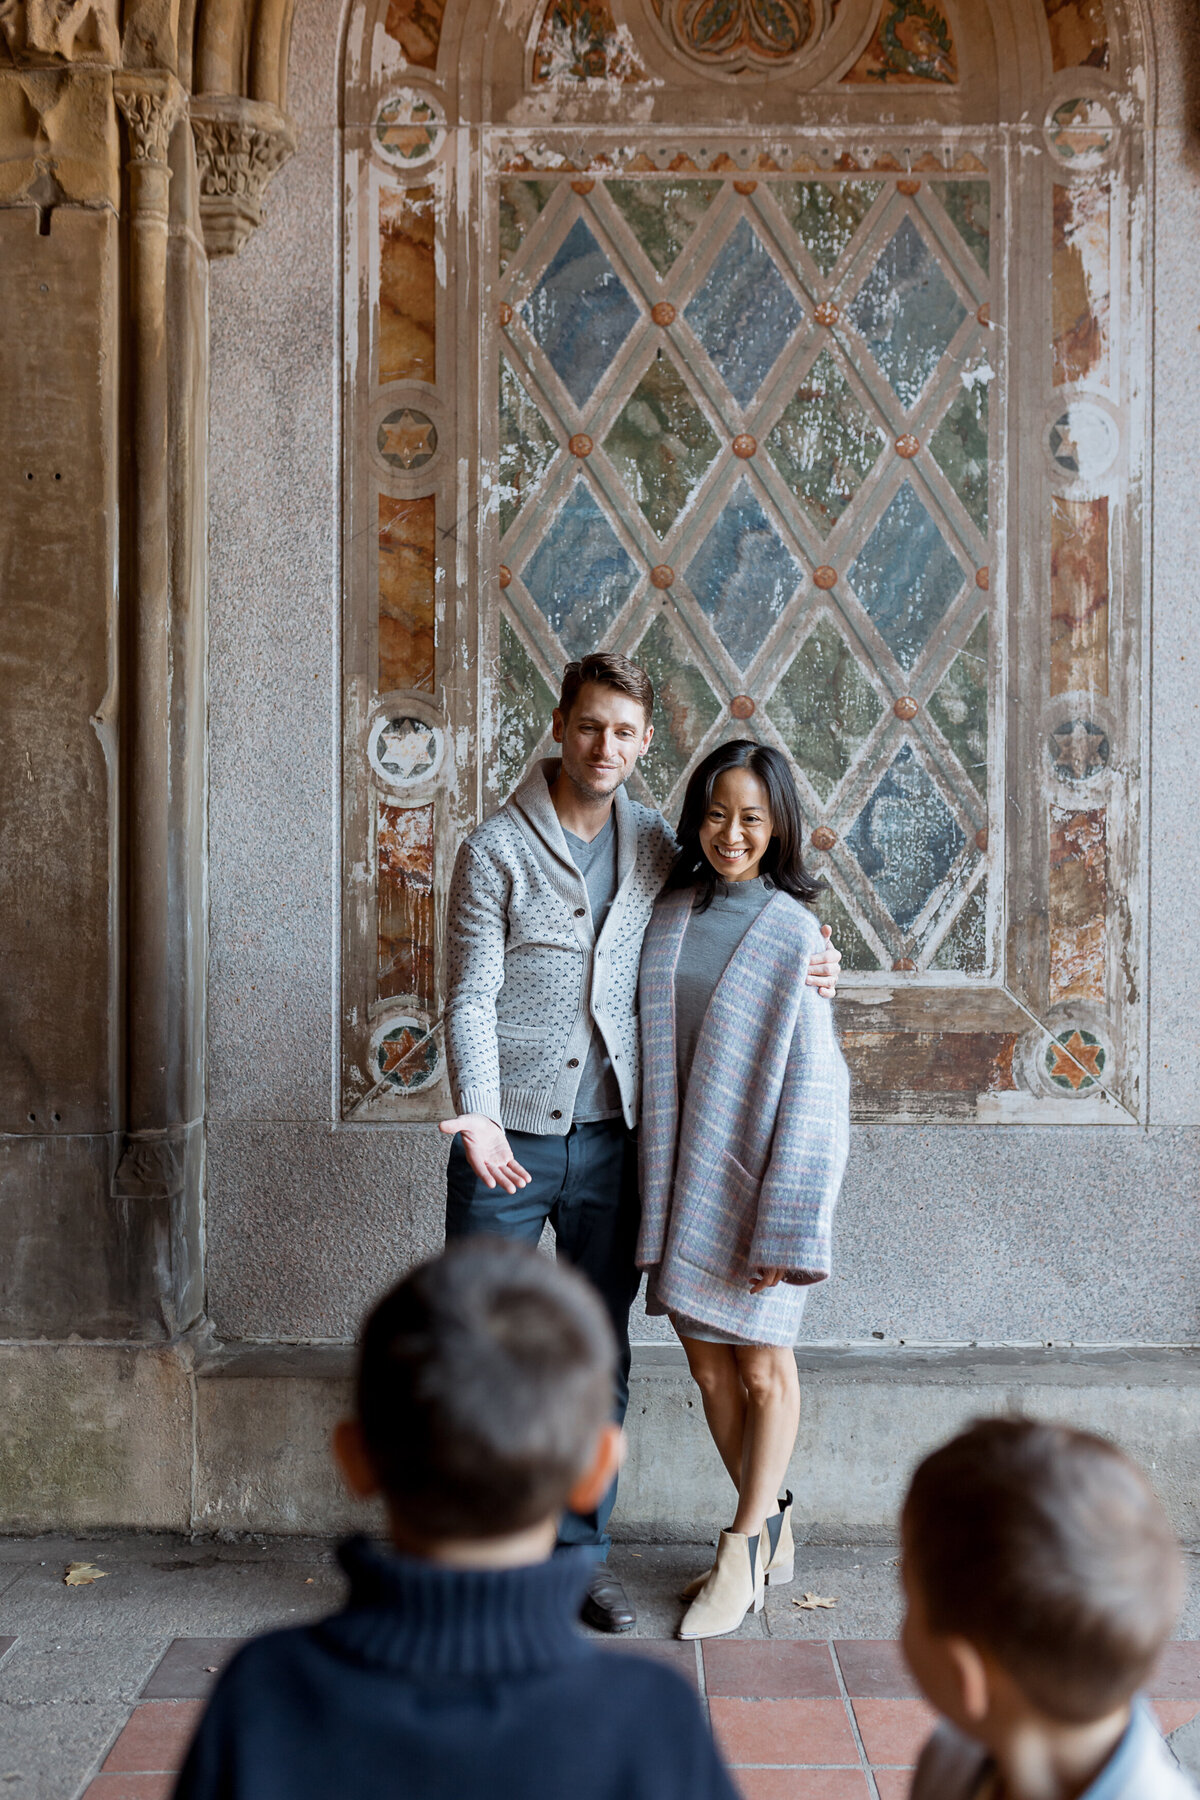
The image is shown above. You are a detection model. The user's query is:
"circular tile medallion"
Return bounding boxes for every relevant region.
[373,90,446,169]
[369,715,443,788]
[1048,403,1118,481]
[374,1018,440,1093]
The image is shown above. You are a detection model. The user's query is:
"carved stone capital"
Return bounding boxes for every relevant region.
[111,1128,186,1200]
[189,93,296,257]
[113,68,184,166]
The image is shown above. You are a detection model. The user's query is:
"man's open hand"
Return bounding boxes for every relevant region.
[807,924,842,998]
[439,1114,532,1193]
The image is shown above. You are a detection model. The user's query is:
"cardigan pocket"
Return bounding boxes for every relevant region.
[495,1019,555,1085]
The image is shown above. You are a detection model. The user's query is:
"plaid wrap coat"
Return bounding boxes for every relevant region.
[636,887,851,1345]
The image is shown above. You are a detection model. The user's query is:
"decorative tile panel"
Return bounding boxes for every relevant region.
[931,883,987,973]
[684,217,804,408]
[499,359,559,535]
[766,617,883,801]
[1053,180,1110,387]
[522,219,640,407]
[377,801,435,1008]
[773,180,882,275]
[495,618,555,800]
[604,351,721,539]
[499,179,555,272]
[928,616,987,794]
[684,480,803,668]
[606,179,721,276]
[847,216,967,411]
[1048,807,1106,1003]
[847,482,965,670]
[845,743,966,934]
[378,495,435,693]
[532,0,646,82]
[1050,496,1108,697]
[933,181,990,274]
[930,380,988,535]
[765,349,884,537]
[379,186,436,385]
[521,479,638,657]
[634,611,722,805]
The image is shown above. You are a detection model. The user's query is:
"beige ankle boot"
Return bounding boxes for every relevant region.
[677,1528,764,1640]
[680,1491,794,1599]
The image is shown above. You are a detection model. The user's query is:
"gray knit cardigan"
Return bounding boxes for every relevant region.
[444,760,676,1136]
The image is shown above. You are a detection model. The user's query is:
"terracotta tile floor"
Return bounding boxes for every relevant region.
[79,1637,1200,1800]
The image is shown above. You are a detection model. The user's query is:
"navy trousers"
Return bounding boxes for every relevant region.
[445,1118,641,1558]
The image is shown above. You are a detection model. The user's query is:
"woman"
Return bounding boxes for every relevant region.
[637,741,850,1640]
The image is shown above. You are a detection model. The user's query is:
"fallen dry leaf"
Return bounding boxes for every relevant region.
[204,1666,219,1674]
[793,1591,837,1610]
[305,1577,314,1584]
[64,1562,107,1587]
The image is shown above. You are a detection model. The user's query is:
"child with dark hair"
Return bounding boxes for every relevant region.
[173,1238,738,1800]
[901,1417,1195,1800]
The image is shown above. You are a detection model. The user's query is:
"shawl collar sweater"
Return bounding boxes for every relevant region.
[636,886,850,1341]
[173,1537,738,1800]
[910,1707,1198,1800]
[444,759,676,1134]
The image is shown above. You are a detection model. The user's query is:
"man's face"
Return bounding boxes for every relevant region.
[552,681,653,802]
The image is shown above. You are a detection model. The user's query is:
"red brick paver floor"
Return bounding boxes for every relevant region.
[80,1638,1200,1798]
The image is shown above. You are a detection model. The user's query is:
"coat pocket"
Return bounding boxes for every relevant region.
[677,1149,761,1283]
[495,1018,555,1085]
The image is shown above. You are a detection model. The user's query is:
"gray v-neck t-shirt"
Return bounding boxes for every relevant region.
[562,813,624,1124]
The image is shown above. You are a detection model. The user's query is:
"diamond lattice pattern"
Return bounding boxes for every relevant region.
[494,166,994,971]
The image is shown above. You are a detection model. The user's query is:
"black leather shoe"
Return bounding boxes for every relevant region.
[580,1566,637,1634]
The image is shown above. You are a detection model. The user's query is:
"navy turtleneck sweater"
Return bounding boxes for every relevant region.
[173,1537,738,1800]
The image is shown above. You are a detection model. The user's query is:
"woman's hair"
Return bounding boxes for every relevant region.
[663,740,821,910]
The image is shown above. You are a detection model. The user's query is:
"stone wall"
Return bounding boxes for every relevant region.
[203,0,1200,1352]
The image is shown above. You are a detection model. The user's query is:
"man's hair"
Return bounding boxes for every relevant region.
[557,651,654,724]
[903,1417,1183,1723]
[356,1237,616,1540]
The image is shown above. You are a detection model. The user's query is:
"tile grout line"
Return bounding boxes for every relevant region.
[832,1642,884,1800]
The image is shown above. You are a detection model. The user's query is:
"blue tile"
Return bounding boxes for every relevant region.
[684,479,803,668]
[520,481,638,657]
[848,481,964,669]
[846,216,966,411]
[845,743,965,933]
[684,217,804,408]
[521,219,640,408]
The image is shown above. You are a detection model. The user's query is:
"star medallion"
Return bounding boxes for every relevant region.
[1051,720,1108,781]
[1046,1030,1105,1091]
[378,409,438,469]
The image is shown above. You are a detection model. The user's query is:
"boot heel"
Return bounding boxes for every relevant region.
[765,1551,794,1586]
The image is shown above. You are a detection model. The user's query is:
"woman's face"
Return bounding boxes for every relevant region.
[698,767,774,883]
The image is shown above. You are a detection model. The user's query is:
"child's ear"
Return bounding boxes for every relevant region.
[946,1636,990,1724]
[567,1423,624,1515]
[333,1419,380,1500]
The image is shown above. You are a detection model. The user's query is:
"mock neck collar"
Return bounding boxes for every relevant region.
[316,1536,594,1679]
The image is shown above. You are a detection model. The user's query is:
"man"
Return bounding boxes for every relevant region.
[440,650,841,1632]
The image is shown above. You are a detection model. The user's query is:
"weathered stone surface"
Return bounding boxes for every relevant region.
[0,1345,191,1531]
[0,1127,203,1339]
[0,204,117,1134]
[0,66,119,206]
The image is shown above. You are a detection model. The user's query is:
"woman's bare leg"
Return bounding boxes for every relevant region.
[729,1344,800,1536]
[678,1336,747,1490]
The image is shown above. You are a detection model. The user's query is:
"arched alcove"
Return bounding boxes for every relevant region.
[336,0,1151,1128]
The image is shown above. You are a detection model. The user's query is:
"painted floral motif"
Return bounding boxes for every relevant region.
[383,0,445,68]
[658,0,815,69]
[532,0,646,83]
[842,0,957,84]
[1042,0,1109,72]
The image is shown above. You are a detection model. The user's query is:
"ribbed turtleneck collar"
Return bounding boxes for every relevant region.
[316,1536,594,1679]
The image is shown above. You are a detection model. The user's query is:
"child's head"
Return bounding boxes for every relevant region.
[901,1418,1183,1732]
[336,1237,618,1546]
